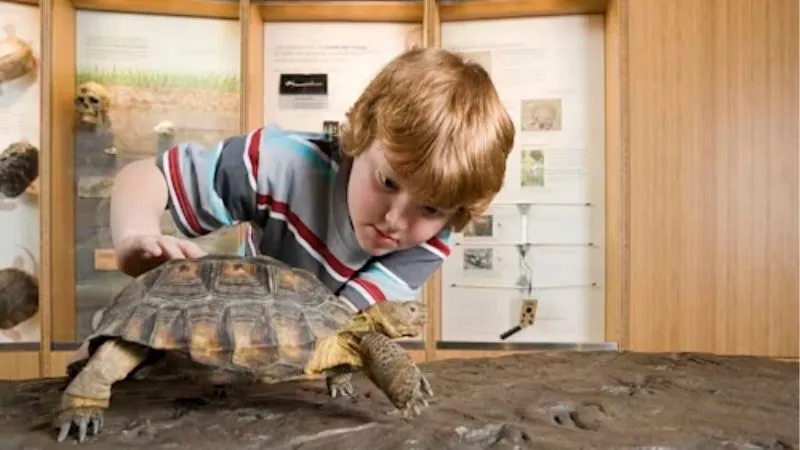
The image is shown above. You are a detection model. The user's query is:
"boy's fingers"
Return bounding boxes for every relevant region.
[178,240,207,258]
[139,238,163,257]
[159,239,187,260]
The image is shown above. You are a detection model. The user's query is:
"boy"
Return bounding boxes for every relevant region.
[71,47,514,363]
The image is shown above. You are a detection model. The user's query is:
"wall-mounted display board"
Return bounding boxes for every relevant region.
[0,0,42,379]
[424,0,625,361]
[438,15,608,346]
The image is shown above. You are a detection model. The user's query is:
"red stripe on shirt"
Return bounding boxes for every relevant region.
[352,278,387,303]
[426,236,451,256]
[247,127,263,187]
[167,146,207,235]
[256,193,358,280]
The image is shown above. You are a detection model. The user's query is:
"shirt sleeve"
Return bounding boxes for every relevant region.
[154,127,272,237]
[338,229,453,309]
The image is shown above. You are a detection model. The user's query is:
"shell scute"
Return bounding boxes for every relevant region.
[212,259,271,297]
[148,260,211,301]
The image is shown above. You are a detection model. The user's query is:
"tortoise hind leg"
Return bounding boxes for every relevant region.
[56,339,149,444]
[357,332,433,418]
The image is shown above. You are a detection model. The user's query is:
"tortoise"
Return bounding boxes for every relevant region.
[0,24,37,95]
[0,140,39,198]
[56,254,433,443]
[0,266,39,337]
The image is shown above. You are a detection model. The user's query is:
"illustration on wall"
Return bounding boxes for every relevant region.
[521,98,562,132]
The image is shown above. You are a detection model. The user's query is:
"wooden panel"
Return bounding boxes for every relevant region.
[242,0,264,130]
[626,0,799,357]
[258,1,423,22]
[70,0,239,18]
[5,0,40,5]
[421,0,440,363]
[46,0,76,349]
[0,352,40,380]
[435,349,540,361]
[438,0,607,22]
[603,0,628,346]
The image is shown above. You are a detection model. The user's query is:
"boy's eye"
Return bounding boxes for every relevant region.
[421,205,441,216]
[379,172,399,191]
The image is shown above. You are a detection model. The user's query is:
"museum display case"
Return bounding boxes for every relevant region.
[0,0,632,379]
[436,10,613,356]
[0,0,43,379]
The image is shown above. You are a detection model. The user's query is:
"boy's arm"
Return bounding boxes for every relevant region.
[109,156,169,246]
[110,128,272,276]
[153,133,263,237]
[338,231,453,310]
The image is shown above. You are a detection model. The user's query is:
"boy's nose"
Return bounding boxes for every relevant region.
[385,205,410,232]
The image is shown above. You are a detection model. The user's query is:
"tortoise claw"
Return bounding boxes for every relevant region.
[55,407,104,443]
[326,373,358,401]
[385,372,434,419]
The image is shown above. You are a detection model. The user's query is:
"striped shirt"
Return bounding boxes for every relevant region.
[155,123,453,311]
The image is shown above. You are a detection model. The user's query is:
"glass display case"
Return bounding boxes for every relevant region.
[437,13,613,353]
[0,0,42,379]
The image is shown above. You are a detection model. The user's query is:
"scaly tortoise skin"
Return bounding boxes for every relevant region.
[56,254,433,443]
[0,266,38,331]
[0,141,38,198]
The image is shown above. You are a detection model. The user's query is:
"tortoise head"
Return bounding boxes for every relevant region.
[360,301,427,338]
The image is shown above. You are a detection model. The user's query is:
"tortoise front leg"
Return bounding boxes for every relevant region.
[56,339,149,444]
[358,332,433,418]
[325,369,356,400]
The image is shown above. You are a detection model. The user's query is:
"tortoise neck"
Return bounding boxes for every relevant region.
[343,311,383,336]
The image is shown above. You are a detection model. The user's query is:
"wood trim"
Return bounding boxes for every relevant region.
[5,0,40,6]
[438,0,607,22]
[602,0,629,348]
[38,0,54,380]
[44,0,77,367]
[422,0,441,363]
[258,1,423,22]
[0,352,41,380]
[69,0,239,18]
[242,0,264,130]
[435,349,542,361]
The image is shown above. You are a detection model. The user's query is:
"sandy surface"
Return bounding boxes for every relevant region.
[0,350,796,449]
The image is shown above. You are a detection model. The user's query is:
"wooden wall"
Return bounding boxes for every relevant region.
[625,0,799,358]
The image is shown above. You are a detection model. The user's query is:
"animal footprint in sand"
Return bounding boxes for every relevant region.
[549,402,610,431]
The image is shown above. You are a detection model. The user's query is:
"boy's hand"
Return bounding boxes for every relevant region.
[115,234,207,278]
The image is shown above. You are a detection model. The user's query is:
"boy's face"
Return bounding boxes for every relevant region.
[347,143,453,256]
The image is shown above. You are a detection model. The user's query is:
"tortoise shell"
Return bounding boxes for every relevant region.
[0,141,39,198]
[0,33,35,85]
[85,254,356,379]
[0,267,39,330]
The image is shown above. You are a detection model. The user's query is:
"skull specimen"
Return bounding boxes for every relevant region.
[74,81,110,128]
